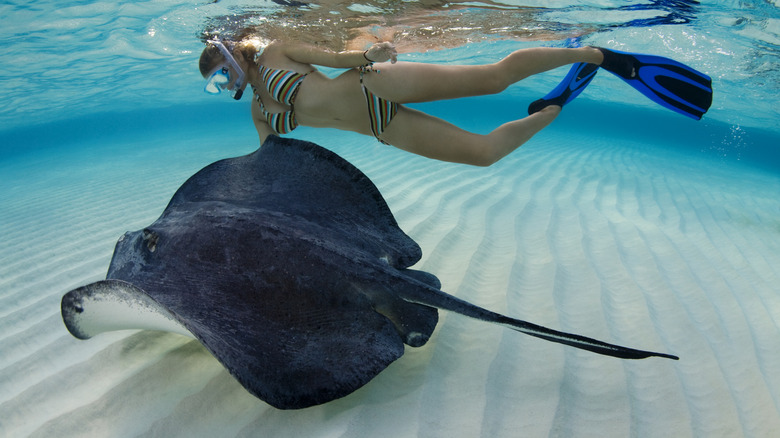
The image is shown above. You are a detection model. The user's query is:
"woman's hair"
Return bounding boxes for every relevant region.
[198,44,224,78]
[198,35,264,78]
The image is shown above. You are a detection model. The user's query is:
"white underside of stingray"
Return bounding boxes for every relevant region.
[63,280,194,340]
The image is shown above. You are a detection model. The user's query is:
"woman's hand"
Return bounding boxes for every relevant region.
[365,42,397,64]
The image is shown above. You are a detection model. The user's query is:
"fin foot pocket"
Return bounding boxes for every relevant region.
[528,63,598,115]
[597,47,637,79]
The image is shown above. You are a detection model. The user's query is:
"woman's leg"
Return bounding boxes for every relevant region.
[380,105,560,166]
[362,47,603,104]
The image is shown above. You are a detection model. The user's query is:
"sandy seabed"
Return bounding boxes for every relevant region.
[1,123,778,438]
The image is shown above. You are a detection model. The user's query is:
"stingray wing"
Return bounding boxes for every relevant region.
[62,276,406,409]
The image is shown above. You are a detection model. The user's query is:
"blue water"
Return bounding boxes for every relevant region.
[2,1,780,437]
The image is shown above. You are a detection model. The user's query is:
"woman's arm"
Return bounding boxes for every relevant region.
[280,42,397,68]
[251,101,276,145]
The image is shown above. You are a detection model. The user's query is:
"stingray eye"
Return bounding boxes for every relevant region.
[143,229,159,252]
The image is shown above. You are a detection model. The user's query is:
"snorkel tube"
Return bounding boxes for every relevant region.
[208,39,246,100]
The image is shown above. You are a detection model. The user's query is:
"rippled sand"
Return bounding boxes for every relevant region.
[1,119,779,437]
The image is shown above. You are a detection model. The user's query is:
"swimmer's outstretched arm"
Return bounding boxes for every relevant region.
[273,41,397,68]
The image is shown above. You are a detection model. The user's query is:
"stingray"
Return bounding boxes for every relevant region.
[61,136,678,409]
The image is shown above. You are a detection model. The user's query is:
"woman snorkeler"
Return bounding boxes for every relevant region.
[199,38,711,166]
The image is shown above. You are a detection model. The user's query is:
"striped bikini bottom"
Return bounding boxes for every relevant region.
[358,65,399,145]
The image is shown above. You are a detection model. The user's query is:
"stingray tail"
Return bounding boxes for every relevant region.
[492,314,678,360]
[394,279,678,360]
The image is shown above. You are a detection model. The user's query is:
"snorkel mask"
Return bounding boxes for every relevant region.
[204,39,246,100]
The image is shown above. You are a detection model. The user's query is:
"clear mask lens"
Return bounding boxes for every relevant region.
[204,67,230,95]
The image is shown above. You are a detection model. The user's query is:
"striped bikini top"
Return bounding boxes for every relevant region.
[253,65,308,134]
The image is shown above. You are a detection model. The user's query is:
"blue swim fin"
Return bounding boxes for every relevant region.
[597,47,713,120]
[528,62,598,115]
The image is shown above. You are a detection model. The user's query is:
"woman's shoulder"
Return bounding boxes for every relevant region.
[258,41,296,63]
[262,40,293,55]
[259,42,321,72]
